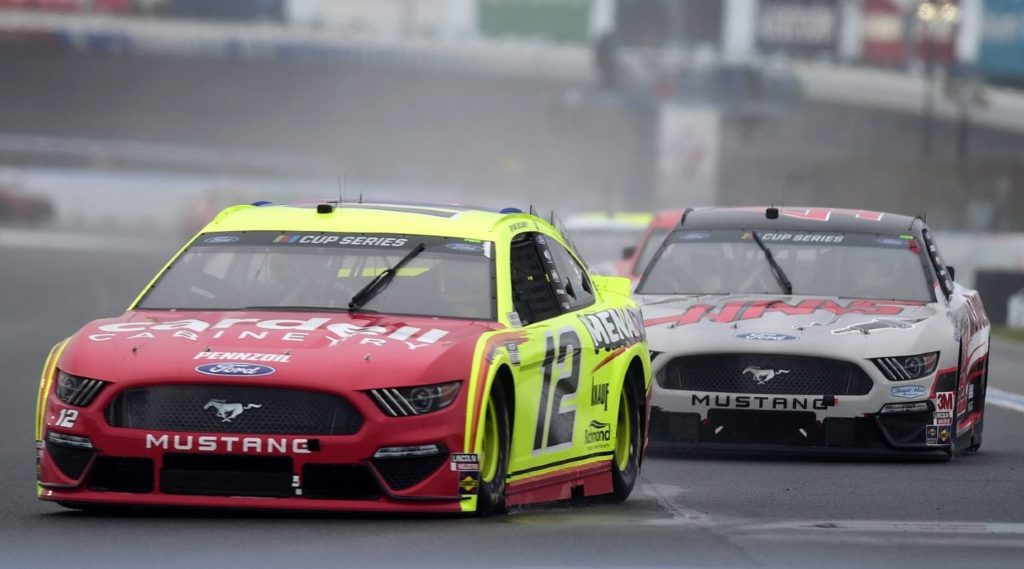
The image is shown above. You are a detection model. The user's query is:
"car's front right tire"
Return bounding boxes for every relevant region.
[610,378,641,502]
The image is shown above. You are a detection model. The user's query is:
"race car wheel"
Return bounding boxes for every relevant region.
[966,369,987,453]
[476,381,510,515]
[610,379,640,502]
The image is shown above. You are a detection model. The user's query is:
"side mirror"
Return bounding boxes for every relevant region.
[621,245,636,260]
[591,274,632,298]
[947,266,956,282]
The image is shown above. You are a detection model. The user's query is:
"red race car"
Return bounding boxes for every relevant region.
[614,209,682,281]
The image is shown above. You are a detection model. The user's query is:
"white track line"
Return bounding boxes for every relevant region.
[988,388,1024,415]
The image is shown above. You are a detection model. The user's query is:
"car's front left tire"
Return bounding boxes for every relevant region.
[476,380,510,515]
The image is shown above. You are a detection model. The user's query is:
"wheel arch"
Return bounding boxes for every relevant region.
[492,364,516,438]
[624,355,648,465]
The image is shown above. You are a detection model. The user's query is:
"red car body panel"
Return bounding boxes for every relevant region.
[38,310,502,512]
[614,210,682,280]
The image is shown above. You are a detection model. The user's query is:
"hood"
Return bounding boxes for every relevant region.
[638,294,952,359]
[59,310,501,390]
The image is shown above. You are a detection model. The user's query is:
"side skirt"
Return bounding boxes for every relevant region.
[505,460,612,507]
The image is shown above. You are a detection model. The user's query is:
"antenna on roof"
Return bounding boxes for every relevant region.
[336,173,343,204]
[358,192,363,204]
[529,204,537,216]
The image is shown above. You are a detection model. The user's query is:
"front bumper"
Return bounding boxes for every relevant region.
[648,406,952,456]
[38,389,477,513]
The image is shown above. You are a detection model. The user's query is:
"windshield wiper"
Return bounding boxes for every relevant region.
[348,243,426,311]
[750,231,793,295]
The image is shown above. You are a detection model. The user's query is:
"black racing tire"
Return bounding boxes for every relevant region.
[476,380,511,516]
[966,368,988,454]
[610,378,641,502]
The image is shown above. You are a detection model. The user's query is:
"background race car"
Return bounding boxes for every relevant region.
[35,201,651,513]
[637,207,990,458]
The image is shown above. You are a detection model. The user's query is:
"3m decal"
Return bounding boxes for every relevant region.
[579,307,645,352]
[936,391,955,412]
[533,329,581,453]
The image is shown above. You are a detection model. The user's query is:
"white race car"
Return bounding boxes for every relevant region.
[637,207,990,458]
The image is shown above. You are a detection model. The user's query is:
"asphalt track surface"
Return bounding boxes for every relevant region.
[2,231,1023,569]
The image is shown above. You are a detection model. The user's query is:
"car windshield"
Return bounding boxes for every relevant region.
[634,227,672,276]
[636,229,934,302]
[137,231,496,320]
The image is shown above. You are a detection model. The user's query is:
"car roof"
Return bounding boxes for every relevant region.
[678,207,920,234]
[201,200,559,242]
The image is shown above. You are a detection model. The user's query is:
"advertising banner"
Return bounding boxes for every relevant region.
[756,0,841,56]
[657,104,721,208]
[862,0,957,66]
[978,0,1024,78]
[478,0,590,43]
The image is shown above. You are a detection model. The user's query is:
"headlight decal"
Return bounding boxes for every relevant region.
[873,352,939,382]
[55,371,108,407]
[369,381,461,417]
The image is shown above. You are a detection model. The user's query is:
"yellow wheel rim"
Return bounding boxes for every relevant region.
[480,397,500,483]
[614,387,632,471]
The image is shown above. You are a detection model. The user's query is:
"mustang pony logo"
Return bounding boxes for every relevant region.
[742,366,790,385]
[204,399,262,422]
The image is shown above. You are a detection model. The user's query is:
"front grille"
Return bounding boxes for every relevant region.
[303,464,380,500]
[373,454,449,491]
[659,354,873,396]
[107,385,363,435]
[46,441,94,479]
[706,409,819,445]
[160,454,294,498]
[89,457,154,493]
[877,411,933,445]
